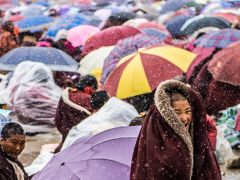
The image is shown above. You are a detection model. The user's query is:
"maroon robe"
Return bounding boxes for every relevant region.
[54,88,93,152]
[130,80,221,180]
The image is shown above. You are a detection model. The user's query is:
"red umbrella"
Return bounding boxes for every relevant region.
[81,26,140,56]
[186,46,215,82]
[208,43,240,86]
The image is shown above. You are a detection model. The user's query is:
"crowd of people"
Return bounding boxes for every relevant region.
[0,0,240,179]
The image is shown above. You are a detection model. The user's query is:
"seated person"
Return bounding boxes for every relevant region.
[0,122,28,180]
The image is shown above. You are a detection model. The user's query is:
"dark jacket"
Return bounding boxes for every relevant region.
[130,80,221,180]
[0,147,28,180]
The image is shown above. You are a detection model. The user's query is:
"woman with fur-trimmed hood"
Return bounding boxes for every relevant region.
[130,80,221,180]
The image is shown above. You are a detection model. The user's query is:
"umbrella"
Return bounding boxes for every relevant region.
[0,47,78,72]
[159,0,190,14]
[0,114,11,134]
[78,46,114,76]
[208,43,240,86]
[104,46,196,99]
[211,13,240,26]
[81,26,141,56]
[21,4,46,17]
[141,28,169,40]
[67,25,100,47]
[16,15,54,32]
[138,21,169,34]
[166,15,192,38]
[100,33,168,84]
[193,29,240,48]
[180,16,231,36]
[186,46,215,82]
[9,14,25,22]
[33,126,141,180]
[47,14,88,37]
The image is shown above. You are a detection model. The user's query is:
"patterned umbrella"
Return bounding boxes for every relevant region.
[193,29,240,48]
[100,33,168,84]
[104,46,196,99]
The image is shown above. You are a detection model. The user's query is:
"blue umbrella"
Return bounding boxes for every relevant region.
[17,15,53,32]
[0,47,78,72]
[166,15,192,38]
[47,14,89,37]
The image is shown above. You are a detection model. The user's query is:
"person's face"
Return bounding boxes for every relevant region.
[0,134,26,159]
[171,100,192,131]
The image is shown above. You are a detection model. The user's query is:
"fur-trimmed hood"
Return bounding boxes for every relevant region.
[154,80,194,178]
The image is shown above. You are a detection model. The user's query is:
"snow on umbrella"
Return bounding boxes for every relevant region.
[208,42,240,86]
[0,47,78,72]
[180,16,231,36]
[100,33,168,84]
[81,26,141,56]
[33,126,141,180]
[47,14,88,37]
[166,15,192,38]
[67,25,100,47]
[138,21,169,34]
[78,46,114,76]
[159,0,191,14]
[16,15,54,32]
[103,45,196,99]
[193,29,240,48]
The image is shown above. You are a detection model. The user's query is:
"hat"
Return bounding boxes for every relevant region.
[55,29,68,41]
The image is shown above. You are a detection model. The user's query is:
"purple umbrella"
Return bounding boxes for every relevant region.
[33,126,141,180]
[193,29,240,48]
[100,33,167,84]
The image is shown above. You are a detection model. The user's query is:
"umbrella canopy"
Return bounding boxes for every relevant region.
[78,46,114,76]
[101,33,168,84]
[193,29,240,48]
[159,0,190,14]
[81,26,141,56]
[141,28,169,40]
[67,25,100,47]
[33,126,141,180]
[47,14,88,37]
[0,47,78,72]
[166,15,192,38]
[180,16,231,36]
[208,43,240,86]
[138,21,169,34]
[211,12,240,26]
[16,15,54,32]
[104,46,196,99]
[186,46,215,82]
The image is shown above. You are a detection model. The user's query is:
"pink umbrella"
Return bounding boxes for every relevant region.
[67,25,100,48]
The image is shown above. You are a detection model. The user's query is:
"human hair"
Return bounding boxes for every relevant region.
[2,20,14,32]
[1,122,25,139]
[77,75,98,91]
[167,89,189,105]
[90,90,110,110]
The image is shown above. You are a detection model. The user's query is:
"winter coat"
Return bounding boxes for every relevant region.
[0,147,28,180]
[130,80,221,180]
